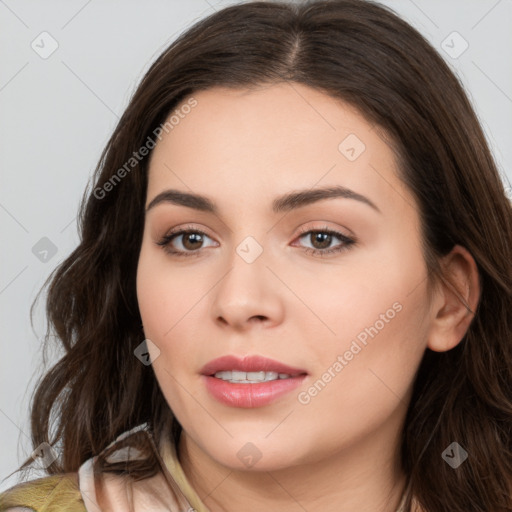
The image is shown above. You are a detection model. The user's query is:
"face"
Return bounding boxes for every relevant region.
[136,82,434,472]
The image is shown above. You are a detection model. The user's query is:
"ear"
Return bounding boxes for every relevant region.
[427,245,481,352]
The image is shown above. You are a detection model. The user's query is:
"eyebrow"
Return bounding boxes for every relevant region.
[145,185,381,214]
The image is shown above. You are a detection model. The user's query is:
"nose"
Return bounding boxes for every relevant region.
[211,244,285,332]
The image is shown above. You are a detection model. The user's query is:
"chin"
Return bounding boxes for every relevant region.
[199,436,312,473]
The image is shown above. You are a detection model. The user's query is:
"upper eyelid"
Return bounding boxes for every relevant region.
[164,224,349,237]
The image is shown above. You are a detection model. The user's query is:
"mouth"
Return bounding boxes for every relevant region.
[200,355,308,408]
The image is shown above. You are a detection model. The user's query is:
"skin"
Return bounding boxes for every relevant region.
[136,82,480,512]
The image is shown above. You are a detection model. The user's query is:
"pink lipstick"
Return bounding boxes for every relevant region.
[201,355,308,408]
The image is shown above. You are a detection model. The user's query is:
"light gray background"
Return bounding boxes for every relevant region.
[1,0,511,492]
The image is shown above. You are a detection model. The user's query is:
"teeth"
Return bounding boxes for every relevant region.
[247,371,269,381]
[213,370,292,383]
[215,371,232,380]
[231,370,246,381]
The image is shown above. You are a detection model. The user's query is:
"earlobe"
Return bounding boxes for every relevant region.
[426,245,481,353]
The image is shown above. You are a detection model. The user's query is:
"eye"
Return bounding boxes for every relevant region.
[156,225,217,257]
[155,224,356,258]
[293,225,356,257]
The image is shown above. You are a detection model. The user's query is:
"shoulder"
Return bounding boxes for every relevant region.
[0,473,86,512]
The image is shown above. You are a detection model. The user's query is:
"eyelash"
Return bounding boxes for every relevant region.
[156,224,356,258]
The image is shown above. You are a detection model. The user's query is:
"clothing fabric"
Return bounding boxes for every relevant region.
[0,424,206,512]
[0,423,408,511]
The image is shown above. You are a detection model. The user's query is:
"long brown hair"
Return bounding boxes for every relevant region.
[9,1,512,510]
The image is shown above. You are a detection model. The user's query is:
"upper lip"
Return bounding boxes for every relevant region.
[200,355,308,376]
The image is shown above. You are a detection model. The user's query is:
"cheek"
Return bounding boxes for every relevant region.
[137,244,200,336]
[136,245,214,386]
[298,243,430,410]
[296,243,426,359]
[305,307,428,426]
[136,250,201,415]
[294,302,428,459]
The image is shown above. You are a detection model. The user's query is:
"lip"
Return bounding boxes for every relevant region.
[201,355,308,408]
[200,355,307,376]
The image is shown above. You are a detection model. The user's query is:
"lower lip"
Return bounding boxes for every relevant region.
[203,375,307,408]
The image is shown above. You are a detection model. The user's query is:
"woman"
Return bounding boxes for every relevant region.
[1,0,511,511]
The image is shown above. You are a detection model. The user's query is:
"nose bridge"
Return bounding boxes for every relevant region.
[211,233,282,328]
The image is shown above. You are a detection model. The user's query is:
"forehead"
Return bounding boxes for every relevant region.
[146,83,414,218]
